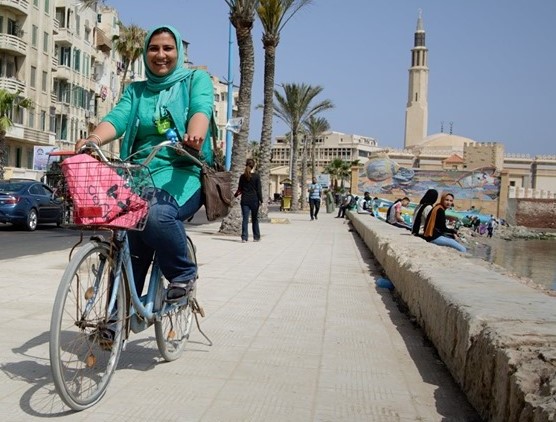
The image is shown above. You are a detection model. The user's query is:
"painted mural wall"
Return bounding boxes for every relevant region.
[357,156,501,200]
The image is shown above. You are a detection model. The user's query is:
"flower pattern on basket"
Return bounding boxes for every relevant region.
[61,154,149,228]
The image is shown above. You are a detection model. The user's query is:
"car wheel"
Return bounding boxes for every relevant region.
[26,209,38,231]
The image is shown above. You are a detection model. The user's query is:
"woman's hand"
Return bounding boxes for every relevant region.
[183,134,204,151]
[75,138,97,152]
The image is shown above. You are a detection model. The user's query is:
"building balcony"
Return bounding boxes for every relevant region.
[95,28,112,53]
[0,33,27,56]
[6,124,52,145]
[54,27,73,47]
[51,55,58,70]
[52,18,59,35]
[54,65,72,81]
[0,76,25,93]
[0,0,29,16]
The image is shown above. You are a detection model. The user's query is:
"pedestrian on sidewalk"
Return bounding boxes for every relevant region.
[235,159,263,242]
[308,177,322,220]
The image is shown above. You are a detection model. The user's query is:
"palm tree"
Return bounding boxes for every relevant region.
[272,83,333,211]
[112,23,146,96]
[324,158,351,192]
[220,0,259,234]
[304,115,330,179]
[256,0,312,217]
[247,139,261,163]
[0,90,31,179]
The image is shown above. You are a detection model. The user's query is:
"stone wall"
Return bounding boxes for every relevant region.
[348,211,556,421]
[506,199,556,229]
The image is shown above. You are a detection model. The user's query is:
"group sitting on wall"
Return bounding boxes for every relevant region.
[411,189,467,252]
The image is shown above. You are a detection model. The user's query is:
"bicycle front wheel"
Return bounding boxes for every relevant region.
[154,236,197,362]
[49,240,126,411]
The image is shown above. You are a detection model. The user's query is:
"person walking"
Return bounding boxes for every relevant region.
[487,215,497,238]
[308,177,322,220]
[235,159,263,242]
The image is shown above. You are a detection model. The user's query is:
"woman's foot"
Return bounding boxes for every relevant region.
[166,280,195,303]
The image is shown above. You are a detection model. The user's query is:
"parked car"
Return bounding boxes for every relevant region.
[0,179,65,231]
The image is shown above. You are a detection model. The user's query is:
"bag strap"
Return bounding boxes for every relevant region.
[188,70,219,152]
[188,69,218,167]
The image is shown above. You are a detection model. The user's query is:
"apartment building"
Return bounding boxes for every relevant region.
[1,0,59,176]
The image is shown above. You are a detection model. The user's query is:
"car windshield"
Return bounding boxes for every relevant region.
[0,182,27,194]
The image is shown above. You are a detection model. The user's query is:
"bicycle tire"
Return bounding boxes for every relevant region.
[49,240,126,411]
[154,236,197,362]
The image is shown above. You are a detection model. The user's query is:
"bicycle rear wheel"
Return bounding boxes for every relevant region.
[49,240,126,411]
[154,236,197,362]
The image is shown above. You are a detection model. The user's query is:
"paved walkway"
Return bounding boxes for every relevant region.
[0,210,480,421]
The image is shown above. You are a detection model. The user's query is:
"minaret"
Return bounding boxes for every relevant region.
[403,10,429,148]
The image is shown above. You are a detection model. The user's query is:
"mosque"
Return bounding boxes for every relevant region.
[354,12,556,219]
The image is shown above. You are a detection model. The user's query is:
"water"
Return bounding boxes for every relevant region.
[467,238,556,291]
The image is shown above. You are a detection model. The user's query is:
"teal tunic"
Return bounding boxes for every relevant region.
[102,70,214,206]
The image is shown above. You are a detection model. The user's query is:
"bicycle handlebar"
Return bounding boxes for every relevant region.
[80,139,204,169]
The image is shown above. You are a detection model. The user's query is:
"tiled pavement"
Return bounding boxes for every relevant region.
[0,210,480,421]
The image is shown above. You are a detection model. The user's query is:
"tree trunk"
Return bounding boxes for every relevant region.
[219,24,255,234]
[0,131,6,180]
[290,131,299,211]
[311,136,316,180]
[300,138,308,211]
[257,42,276,222]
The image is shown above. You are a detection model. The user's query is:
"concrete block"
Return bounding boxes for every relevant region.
[348,211,556,421]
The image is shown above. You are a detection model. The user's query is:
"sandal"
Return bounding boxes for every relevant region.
[166,280,195,303]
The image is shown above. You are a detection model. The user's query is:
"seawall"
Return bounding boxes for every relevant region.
[348,211,556,421]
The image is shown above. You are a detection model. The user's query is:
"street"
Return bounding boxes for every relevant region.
[0,206,213,261]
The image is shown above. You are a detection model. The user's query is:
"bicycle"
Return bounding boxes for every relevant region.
[49,140,210,411]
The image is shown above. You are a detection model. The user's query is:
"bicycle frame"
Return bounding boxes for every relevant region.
[95,229,166,335]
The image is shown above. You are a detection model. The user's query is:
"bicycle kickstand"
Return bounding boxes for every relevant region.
[191,298,212,346]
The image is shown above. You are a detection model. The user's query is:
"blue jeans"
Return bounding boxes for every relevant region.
[430,235,467,252]
[241,202,260,241]
[128,188,202,294]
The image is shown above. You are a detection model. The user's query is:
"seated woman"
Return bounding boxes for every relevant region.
[411,189,438,237]
[423,193,466,252]
[386,197,411,229]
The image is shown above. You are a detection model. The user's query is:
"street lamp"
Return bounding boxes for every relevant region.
[225,21,234,171]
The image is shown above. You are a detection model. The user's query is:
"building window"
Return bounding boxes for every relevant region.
[28,108,35,128]
[43,32,49,53]
[75,15,80,37]
[73,48,80,72]
[60,46,71,67]
[30,66,37,88]
[32,25,38,47]
[510,181,516,187]
[44,0,50,14]
[42,71,47,92]
[41,110,47,131]
[33,0,39,6]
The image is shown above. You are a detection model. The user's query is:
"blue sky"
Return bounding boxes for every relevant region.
[108,0,556,156]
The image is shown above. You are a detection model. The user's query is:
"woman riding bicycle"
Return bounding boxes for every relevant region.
[75,25,213,303]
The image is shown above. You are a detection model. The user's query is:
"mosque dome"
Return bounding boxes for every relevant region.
[415,133,476,152]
